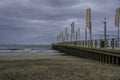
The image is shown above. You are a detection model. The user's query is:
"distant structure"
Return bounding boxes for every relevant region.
[56,8,120,49]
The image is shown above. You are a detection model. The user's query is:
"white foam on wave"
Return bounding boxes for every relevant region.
[0,45,61,55]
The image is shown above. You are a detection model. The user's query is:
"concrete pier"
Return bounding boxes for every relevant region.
[52,44,120,65]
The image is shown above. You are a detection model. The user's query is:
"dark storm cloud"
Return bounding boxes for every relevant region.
[0,0,119,44]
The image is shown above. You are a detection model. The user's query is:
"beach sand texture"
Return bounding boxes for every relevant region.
[0,54,120,80]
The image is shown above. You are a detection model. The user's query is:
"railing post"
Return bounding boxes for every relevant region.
[111,38,115,49]
[105,39,108,48]
[99,39,101,48]
[115,40,118,48]
[95,40,98,48]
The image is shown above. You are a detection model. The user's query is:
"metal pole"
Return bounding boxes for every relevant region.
[70,34,72,45]
[78,31,80,42]
[67,33,68,42]
[85,28,87,47]
[118,19,119,47]
[104,18,107,48]
[104,18,107,41]
[76,31,78,44]
[90,22,92,41]
[90,22,92,48]
[85,28,87,41]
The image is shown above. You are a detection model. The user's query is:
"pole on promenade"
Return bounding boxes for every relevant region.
[104,18,107,48]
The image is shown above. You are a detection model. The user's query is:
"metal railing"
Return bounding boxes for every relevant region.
[56,38,120,49]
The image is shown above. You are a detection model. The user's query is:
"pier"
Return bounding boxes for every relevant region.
[52,8,120,65]
[52,41,120,65]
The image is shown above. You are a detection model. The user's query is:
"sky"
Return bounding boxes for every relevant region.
[0,0,120,44]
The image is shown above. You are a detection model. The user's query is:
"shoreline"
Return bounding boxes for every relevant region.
[0,54,120,80]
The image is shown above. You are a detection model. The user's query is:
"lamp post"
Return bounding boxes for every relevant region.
[104,18,107,41]
[104,17,107,48]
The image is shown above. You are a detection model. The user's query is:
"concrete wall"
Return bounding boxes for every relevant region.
[52,44,120,65]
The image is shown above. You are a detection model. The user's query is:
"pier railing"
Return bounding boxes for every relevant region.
[57,38,120,49]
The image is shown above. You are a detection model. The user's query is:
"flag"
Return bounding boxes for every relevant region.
[77,28,80,41]
[56,35,58,41]
[71,21,75,34]
[77,28,80,36]
[76,31,78,41]
[86,8,91,28]
[65,27,68,41]
[65,27,68,37]
[61,31,64,41]
[115,8,120,27]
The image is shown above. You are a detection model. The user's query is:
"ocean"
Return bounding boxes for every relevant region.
[0,45,60,55]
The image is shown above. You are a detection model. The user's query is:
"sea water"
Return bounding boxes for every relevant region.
[0,45,60,55]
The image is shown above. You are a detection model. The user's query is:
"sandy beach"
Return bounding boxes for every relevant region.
[0,54,120,80]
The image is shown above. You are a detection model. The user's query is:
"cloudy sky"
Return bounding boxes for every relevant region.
[0,0,119,44]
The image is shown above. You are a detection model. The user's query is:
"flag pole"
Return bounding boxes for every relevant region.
[85,27,87,41]
[90,22,92,41]
[104,18,107,48]
[115,8,120,47]
[118,18,119,47]
[76,31,78,43]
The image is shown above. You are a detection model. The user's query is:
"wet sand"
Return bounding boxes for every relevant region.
[0,54,120,80]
